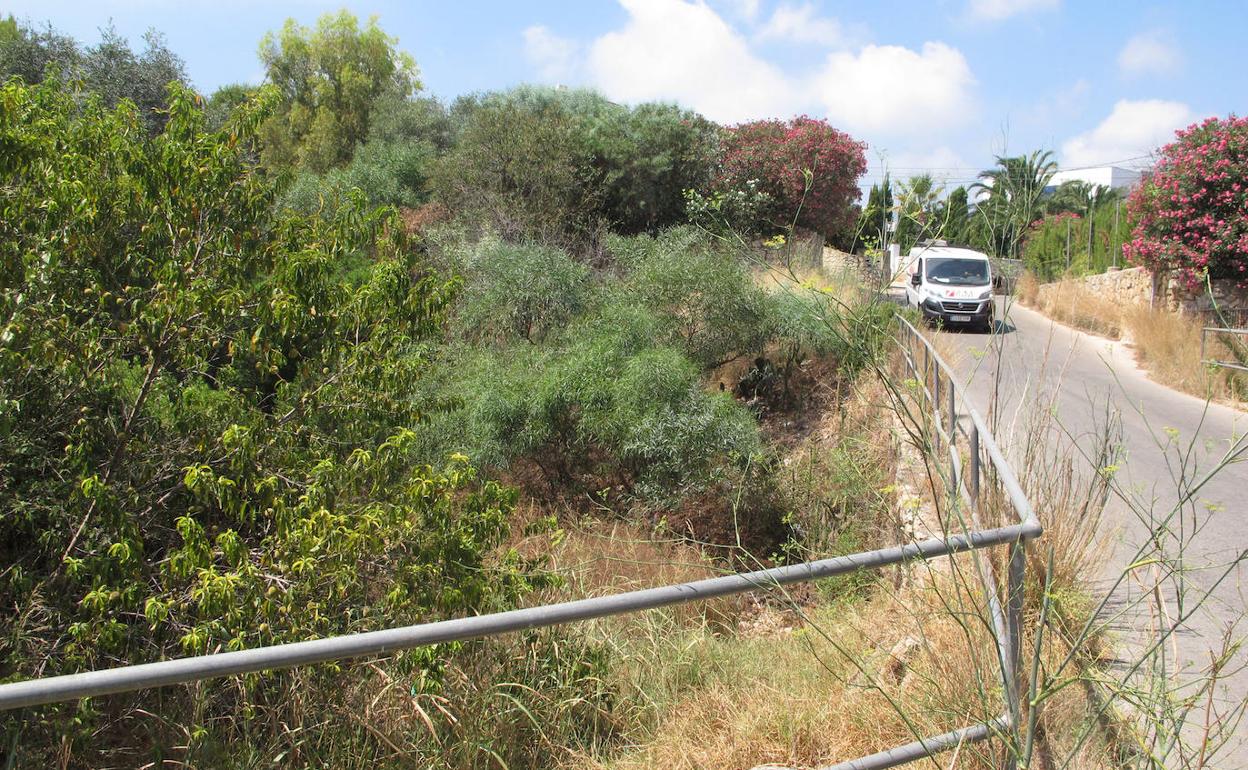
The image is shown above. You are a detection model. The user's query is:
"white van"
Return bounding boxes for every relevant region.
[903,245,995,332]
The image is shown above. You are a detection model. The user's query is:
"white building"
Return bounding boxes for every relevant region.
[1047,165,1142,193]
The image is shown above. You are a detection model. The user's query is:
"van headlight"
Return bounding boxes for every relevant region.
[978,289,992,300]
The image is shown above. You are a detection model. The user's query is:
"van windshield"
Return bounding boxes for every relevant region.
[926,257,989,286]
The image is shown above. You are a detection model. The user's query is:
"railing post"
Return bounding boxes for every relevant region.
[923,344,931,403]
[947,380,957,440]
[933,367,942,452]
[969,424,981,508]
[947,381,958,483]
[1006,540,1026,769]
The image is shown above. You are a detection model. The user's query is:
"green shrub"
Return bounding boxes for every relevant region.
[0,77,545,766]
[617,228,772,370]
[455,241,592,343]
[769,288,842,395]
[420,303,760,500]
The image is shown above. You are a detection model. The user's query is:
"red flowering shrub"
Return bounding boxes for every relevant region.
[715,116,867,237]
[1125,115,1248,288]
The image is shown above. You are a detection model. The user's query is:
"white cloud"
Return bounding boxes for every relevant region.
[756,3,844,47]
[1117,32,1182,77]
[967,0,1059,21]
[523,25,580,83]
[812,42,976,135]
[586,0,796,123]
[522,0,977,148]
[1061,99,1195,167]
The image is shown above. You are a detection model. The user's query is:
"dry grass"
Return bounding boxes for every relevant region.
[1014,273,1248,404]
[558,352,1123,770]
[1122,305,1248,402]
[1021,277,1124,338]
[569,569,1114,770]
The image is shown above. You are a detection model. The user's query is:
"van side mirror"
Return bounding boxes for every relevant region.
[910,273,921,287]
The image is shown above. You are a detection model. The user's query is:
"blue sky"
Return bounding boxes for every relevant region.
[4,0,1244,190]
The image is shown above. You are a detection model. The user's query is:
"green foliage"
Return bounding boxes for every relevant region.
[204,82,260,130]
[970,150,1058,258]
[769,288,841,394]
[454,240,592,343]
[893,174,942,253]
[425,304,761,500]
[1022,202,1132,280]
[617,227,772,369]
[435,88,601,250]
[0,19,187,134]
[935,186,971,245]
[592,99,720,234]
[435,86,718,251]
[258,10,419,173]
[854,175,893,252]
[0,77,543,765]
[280,91,449,212]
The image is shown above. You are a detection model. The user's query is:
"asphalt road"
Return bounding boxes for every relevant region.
[934,296,1248,767]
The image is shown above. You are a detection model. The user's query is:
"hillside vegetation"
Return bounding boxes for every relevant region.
[0,13,906,767]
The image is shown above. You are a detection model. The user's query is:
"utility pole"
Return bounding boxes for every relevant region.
[1112,199,1121,268]
[1065,217,1072,272]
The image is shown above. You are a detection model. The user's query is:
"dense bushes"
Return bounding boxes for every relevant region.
[712,116,867,238]
[1125,115,1248,288]
[0,78,546,765]
[433,87,720,252]
[413,227,892,512]
[0,13,888,767]
[616,228,773,369]
[1022,205,1132,280]
[417,232,770,500]
[454,240,592,343]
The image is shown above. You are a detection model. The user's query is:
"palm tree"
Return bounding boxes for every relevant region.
[894,174,943,250]
[971,150,1058,259]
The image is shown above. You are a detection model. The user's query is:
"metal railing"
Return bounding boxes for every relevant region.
[1200,326,1248,373]
[0,318,1042,769]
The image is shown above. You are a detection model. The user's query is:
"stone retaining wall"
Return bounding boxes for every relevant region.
[1037,266,1248,317]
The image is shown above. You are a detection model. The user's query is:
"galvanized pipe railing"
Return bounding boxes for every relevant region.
[0,315,1042,770]
[1200,326,1248,372]
[895,316,1042,767]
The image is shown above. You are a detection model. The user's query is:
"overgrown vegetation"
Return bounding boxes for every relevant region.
[4,9,1242,770]
[0,12,905,767]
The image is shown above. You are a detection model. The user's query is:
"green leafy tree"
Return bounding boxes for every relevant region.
[204,82,259,130]
[435,89,603,250]
[0,19,186,134]
[280,89,450,212]
[593,99,719,234]
[853,175,893,252]
[258,10,419,172]
[435,86,717,250]
[936,186,970,245]
[0,77,537,764]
